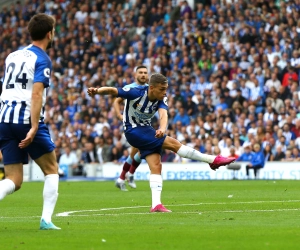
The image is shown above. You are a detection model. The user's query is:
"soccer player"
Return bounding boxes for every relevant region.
[87,73,235,212]
[114,65,148,191]
[0,14,60,229]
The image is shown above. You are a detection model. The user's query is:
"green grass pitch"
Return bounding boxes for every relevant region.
[0,180,299,250]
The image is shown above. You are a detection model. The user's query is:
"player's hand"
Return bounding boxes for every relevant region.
[19,128,37,149]
[87,87,98,97]
[155,129,165,138]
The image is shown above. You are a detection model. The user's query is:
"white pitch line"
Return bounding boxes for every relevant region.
[56,200,300,217]
[1,208,300,220]
[57,208,300,217]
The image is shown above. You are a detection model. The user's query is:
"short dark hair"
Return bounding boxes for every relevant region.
[136,65,147,72]
[28,13,55,41]
[149,73,168,86]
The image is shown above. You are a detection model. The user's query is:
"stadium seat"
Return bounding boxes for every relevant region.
[227,163,241,180]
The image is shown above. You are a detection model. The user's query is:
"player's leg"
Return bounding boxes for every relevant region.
[27,124,60,230]
[0,125,27,200]
[146,153,171,213]
[129,152,141,175]
[126,151,141,189]
[116,146,139,191]
[0,163,21,200]
[34,151,60,230]
[253,165,262,179]
[245,165,250,178]
[162,136,235,170]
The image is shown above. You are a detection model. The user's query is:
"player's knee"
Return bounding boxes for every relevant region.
[163,136,181,152]
[43,162,59,175]
[151,162,162,173]
[14,180,23,191]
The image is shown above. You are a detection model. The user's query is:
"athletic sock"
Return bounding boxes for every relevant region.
[41,174,59,223]
[129,153,141,174]
[117,177,125,183]
[149,174,162,208]
[177,145,215,163]
[120,156,132,180]
[0,179,15,200]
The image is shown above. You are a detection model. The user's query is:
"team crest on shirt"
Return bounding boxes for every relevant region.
[122,87,130,92]
[44,68,50,78]
[163,97,168,106]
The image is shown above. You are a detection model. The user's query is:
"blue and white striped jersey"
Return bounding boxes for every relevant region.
[126,82,148,88]
[0,45,51,124]
[117,85,168,130]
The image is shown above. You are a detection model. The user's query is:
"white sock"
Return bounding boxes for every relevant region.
[0,179,15,200]
[177,145,215,163]
[117,178,125,183]
[149,174,162,208]
[41,174,59,223]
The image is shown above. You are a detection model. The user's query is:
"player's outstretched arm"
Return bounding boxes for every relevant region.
[87,87,118,97]
[113,97,124,121]
[19,82,44,149]
[155,108,168,138]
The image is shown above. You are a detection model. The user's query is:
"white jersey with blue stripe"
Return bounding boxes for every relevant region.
[117,85,168,130]
[0,45,51,124]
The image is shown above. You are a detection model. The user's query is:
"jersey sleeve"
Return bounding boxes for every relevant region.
[117,86,142,100]
[158,96,168,110]
[33,57,51,88]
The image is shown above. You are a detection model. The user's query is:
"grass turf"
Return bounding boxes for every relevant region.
[0,180,299,250]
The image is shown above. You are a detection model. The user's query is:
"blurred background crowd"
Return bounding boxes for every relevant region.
[1,0,300,175]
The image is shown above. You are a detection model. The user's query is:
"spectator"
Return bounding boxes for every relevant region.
[59,146,80,176]
[236,143,254,162]
[263,144,274,162]
[265,73,281,92]
[228,147,239,159]
[245,144,265,179]
[291,147,300,160]
[161,149,176,162]
[173,107,190,126]
[81,142,98,164]
[273,145,286,161]
[282,149,295,162]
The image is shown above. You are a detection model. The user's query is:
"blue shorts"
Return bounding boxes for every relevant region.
[125,126,166,159]
[0,123,55,165]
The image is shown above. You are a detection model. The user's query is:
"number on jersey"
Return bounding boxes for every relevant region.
[5,62,28,89]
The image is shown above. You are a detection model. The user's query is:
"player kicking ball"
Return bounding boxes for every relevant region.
[87,73,235,212]
[113,65,149,191]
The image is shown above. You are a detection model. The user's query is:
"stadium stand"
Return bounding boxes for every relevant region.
[0,0,300,177]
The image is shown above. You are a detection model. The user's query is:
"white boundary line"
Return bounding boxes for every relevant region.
[0,200,299,219]
[56,200,300,217]
[57,208,300,217]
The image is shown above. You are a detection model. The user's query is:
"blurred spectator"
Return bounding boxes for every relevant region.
[118,149,130,164]
[273,145,286,161]
[161,149,176,162]
[282,149,295,162]
[245,144,265,179]
[59,145,81,176]
[173,107,190,126]
[81,142,98,164]
[236,143,254,162]
[263,144,274,162]
[291,147,300,160]
[228,147,239,159]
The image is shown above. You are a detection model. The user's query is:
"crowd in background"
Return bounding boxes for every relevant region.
[1,0,300,175]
